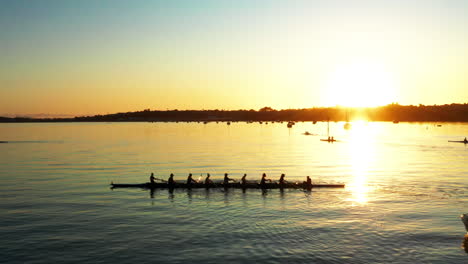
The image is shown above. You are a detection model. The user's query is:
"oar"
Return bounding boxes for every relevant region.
[155,178,168,183]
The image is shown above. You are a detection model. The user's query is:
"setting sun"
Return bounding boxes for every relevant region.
[322,61,398,107]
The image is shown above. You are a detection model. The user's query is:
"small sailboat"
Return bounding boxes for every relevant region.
[320,119,337,142]
[343,108,351,130]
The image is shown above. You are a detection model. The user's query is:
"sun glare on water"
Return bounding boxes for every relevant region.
[323,62,398,107]
[346,121,376,205]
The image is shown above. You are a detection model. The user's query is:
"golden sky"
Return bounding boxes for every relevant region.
[1,0,467,116]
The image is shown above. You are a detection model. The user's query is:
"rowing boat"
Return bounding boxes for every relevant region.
[448,140,468,144]
[110,182,345,189]
[320,139,338,142]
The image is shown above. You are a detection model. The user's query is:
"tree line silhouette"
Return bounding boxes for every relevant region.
[1,103,468,122]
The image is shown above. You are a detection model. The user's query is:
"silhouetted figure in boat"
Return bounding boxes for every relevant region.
[303,176,312,188]
[186,173,197,185]
[260,173,271,188]
[150,173,156,184]
[241,174,247,186]
[168,173,175,186]
[465,137,468,143]
[205,173,213,186]
[279,174,286,187]
[223,173,234,185]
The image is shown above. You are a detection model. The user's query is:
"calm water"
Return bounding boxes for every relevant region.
[0,121,467,263]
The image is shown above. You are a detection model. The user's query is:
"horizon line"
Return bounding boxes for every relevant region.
[2,102,468,119]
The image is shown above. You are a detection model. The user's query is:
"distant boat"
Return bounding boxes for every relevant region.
[393,120,399,124]
[448,140,467,144]
[0,141,7,143]
[320,138,338,142]
[287,121,295,128]
[343,109,351,130]
[227,122,231,125]
[321,119,337,142]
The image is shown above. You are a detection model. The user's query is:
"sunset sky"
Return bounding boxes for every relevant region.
[1,0,467,116]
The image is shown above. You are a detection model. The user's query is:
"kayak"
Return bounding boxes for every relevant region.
[110,182,345,189]
[0,141,7,143]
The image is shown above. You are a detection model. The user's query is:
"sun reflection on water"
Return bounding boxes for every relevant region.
[346,121,376,205]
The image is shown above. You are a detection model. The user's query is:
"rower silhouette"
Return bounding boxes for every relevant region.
[260,173,271,188]
[303,176,312,189]
[241,174,247,186]
[279,174,286,186]
[205,173,213,187]
[223,173,234,185]
[168,173,175,187]
[186,173,197,186]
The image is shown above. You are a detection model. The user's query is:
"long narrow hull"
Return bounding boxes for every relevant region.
[110,182,345,189]
[448,140,467,144]
[320,139,338,142]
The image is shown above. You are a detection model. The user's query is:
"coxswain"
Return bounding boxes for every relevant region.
[464,137,467,143]
[279,174,286,186]
[205,173,213,185]
[260,173,271,187]
[187,173,197,185]
[168,173,175,186]
[150,172,156,184]
[223,173,234,185]
[241,174,247,186]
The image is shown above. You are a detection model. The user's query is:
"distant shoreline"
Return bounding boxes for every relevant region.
[1,120,468,124]
[2,104,468,123]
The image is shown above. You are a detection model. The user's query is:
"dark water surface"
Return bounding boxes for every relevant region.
[0,122,467,263]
